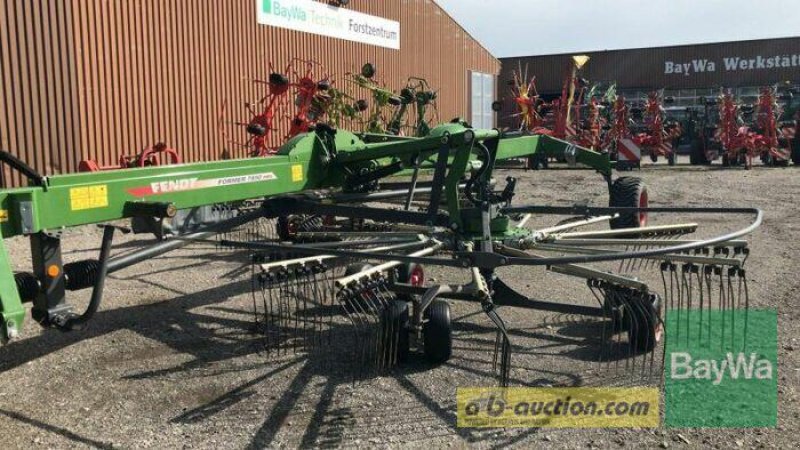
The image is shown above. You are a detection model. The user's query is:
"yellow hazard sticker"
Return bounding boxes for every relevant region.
[0,209,8,223]
[292,164,304,182]
[69,185,109,211]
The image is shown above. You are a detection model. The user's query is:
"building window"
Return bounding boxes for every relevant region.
[471,71,496,129]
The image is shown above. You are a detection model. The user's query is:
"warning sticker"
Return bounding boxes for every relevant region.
[70,185,109,211]
[127,172,277,197]
[0,209,8,223]
[292,165,304,182]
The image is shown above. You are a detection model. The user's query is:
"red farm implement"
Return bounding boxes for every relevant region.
[235,59,332,157]
[78,143,181,173]
[604,94,641,171]
[717,88,791,169]
[631,92,680,166]
[754,87,792,166]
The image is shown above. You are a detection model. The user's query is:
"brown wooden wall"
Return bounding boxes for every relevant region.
[0,0,499,187]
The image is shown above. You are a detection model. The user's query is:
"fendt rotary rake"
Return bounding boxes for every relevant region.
[0,122,761,386]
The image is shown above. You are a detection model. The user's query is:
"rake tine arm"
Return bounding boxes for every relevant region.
[495,245,648,291]
[532,243,744,267]
[535,215,616,235]
[221,239,464,268]
[548,238,749,248]
[553,223,699,239]
[333,242,444,289]
[259,241,427,273]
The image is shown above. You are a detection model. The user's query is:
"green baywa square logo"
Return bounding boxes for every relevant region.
[263,0,272,14]
[665,309,777,428]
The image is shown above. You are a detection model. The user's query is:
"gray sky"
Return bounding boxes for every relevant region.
[435,0,800,57]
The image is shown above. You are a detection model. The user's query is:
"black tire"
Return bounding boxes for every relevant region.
[627,295,662,353]
[649,152,658,163]
[609,177,648,229]
[527,153,548,170]
[381,300,410,364]
[423,300,452,363]
[602,287,627,334]
[793,143,800,165]
[721,154,730,167]
[667,151,676,166]
[689,139,707,165]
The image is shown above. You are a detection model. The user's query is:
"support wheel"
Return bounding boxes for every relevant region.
[667,151,676,166]
[609,177,648,229]
[792,144,800,165]
[627,295,663,353]
[382,300,410,364]
[423,300,452,363]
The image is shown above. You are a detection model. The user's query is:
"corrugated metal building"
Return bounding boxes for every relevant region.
[498,37,800,127]
[0,0,499,188]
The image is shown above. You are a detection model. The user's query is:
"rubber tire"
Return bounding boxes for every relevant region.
[381,300,410,364]
[627,295,662,353]
[667,151,676,166]
[423,300,452,363]
[609,177,648,229]
[602,289,626,334]
[722,154,730,167]
[793,143,800,165]
[649,152,658,163]
[689,139,705,165]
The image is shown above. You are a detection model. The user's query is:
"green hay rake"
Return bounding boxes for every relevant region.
[0,123,761,385]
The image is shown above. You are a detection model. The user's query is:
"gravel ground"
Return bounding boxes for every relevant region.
[1,156,798,448]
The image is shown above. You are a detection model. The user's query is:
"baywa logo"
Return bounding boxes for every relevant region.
[664,309,777,428]
[263,0,309,22]
[670,351,773,386]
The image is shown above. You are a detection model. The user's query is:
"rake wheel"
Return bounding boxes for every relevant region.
[423,300,452,363]
[609,177,648,229]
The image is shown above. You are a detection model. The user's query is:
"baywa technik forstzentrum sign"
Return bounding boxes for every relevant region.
[258,0,401,50]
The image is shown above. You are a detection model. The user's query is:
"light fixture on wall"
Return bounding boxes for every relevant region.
[329,0,350,7]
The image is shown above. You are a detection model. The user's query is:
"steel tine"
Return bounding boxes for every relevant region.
[381,282,400,369]
[741,269,749,352]
[695,268,704,343]
[251,261,260,329]
[717,267,725,350]
[377,283,393,369]
[705,266,713,345]
[727,267,736,349]
[610,286,622,377]
[589,281,608,366]
[291,268,300,354]
[619,289,635,376]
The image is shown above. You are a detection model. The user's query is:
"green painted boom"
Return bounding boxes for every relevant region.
[0,123,611,340]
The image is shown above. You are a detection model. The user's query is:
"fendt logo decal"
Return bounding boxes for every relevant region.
[127,173,277,197]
